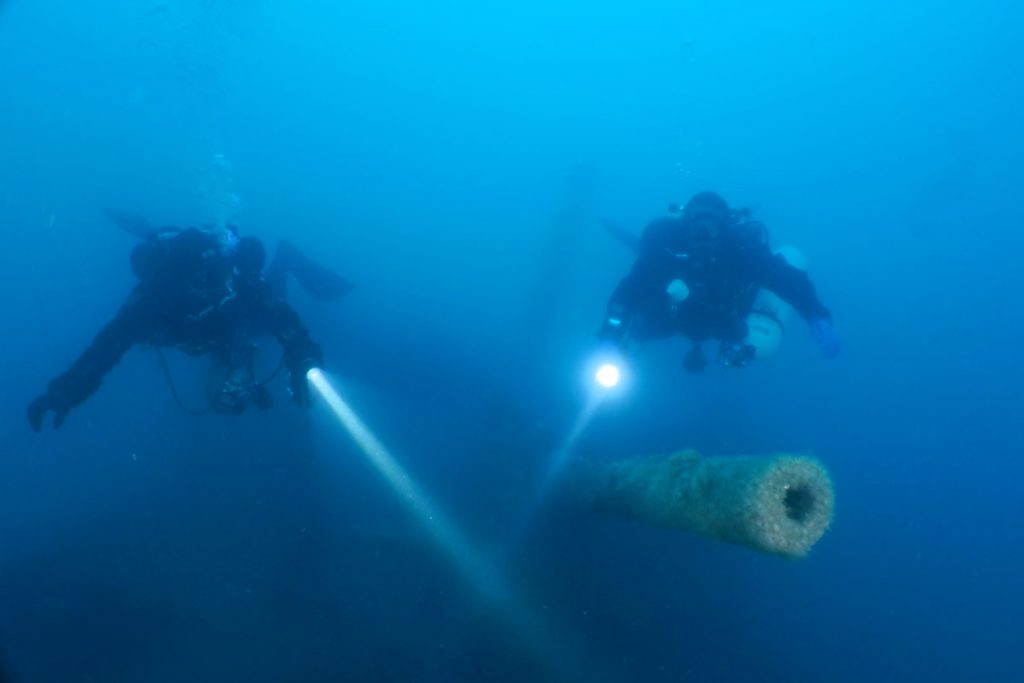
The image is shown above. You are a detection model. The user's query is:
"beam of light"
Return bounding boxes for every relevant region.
[545,349,629,490]
[505,385,608,549]
[536,391,604,501]
[307,368,500,596]
[510,349,630,543]
[306,368,583,679]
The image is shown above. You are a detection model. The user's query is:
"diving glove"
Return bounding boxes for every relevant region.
[809,318,841,359]
[289,371,312,407]
[28,393,71,432]
[597,305,629,349]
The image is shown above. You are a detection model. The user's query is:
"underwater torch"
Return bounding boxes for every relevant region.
[589,341,627,392]
[594,362,621,388]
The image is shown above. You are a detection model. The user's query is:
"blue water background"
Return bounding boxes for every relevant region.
[1,1,1022,681]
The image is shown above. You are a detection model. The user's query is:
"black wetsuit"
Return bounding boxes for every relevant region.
[30,228,322,429]
[605,215,830,344]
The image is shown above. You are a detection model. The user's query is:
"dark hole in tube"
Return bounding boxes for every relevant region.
[784,485,815,523]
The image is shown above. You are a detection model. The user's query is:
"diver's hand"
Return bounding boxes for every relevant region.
[809,318,841,359]
[597,313,628,350]
[27,394,70,432]
[288,370,311,407]
[284,340,323,407]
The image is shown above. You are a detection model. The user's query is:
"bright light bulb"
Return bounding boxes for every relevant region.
[595,363,621,388]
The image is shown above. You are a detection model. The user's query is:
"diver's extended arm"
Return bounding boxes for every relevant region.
[260,293,323,406]
[28,290,152,431]
[756,252,831,322]
[755,251,841,357]
[600,219,675,343]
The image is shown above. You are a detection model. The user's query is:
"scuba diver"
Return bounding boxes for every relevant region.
[598,191,840,373]
[28,223,333,431]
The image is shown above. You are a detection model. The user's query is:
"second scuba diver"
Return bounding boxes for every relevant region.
[598,191,840,373]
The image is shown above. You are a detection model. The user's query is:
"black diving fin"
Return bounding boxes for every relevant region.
[103,208,157,240]
[602,219,641,253]
[269,240,354,301]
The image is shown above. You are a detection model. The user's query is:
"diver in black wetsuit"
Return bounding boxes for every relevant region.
[598,191,840,373]
[28,226,329,431]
